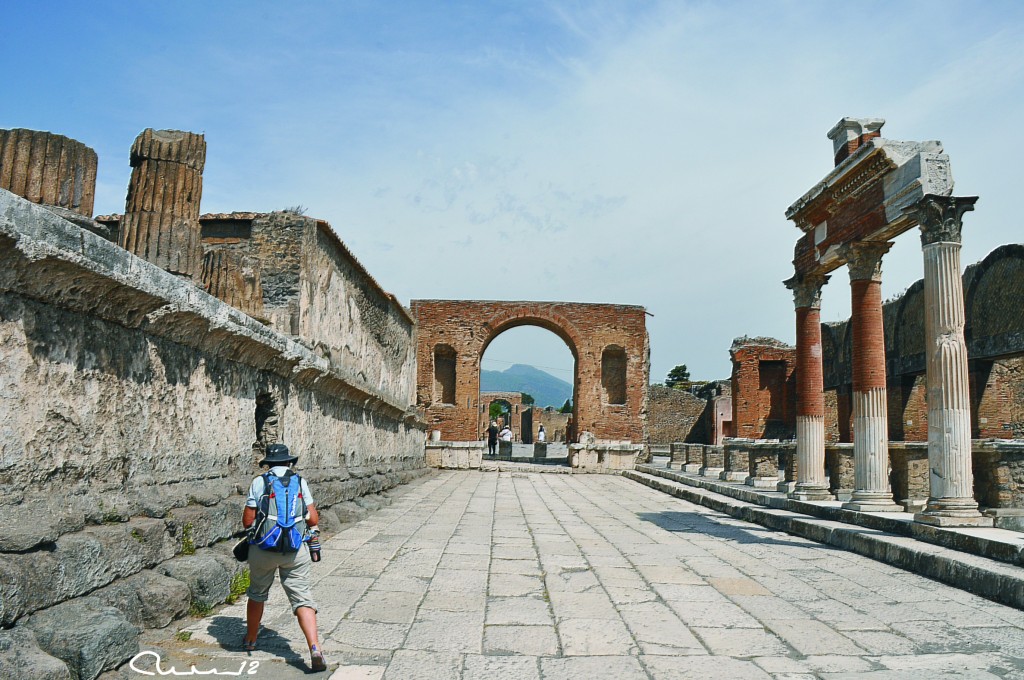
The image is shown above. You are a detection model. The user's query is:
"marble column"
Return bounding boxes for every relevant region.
[840,242,902,512]
[906,195,992,527]
[785,273,832,501]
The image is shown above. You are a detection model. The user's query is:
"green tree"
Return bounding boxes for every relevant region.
[665,364,691,389]
[559,399,573,414]
[520,393,535,405]
[489,402,506,420]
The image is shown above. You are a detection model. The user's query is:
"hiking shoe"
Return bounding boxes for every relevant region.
[310,645,327,672]
[242,636,257,652]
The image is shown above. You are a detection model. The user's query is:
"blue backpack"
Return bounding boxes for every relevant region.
[251,471,308,553]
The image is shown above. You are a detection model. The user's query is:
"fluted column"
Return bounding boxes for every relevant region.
[841,242,902,512]
[785,273,832,501]
[906,195,992,527]
[118,129,206,279]
[0,129,98,216]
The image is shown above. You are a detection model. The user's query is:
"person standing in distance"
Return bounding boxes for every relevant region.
[537,425,546,443]
[242,443,327,672]
[485,420,499,455]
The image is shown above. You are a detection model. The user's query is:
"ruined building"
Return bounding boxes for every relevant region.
[0,128,426,676]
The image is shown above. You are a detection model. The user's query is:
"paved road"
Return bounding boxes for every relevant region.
[158,471,1024,679]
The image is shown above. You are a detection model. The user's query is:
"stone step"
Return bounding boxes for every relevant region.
[626,467,1024,611]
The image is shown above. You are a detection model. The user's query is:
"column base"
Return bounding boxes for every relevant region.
[915,498,992,527]
[789,484,832,501]
[776,481,798,494]
[682,464,702,473]
[719,470,747,482]
[842,491,903,513]
[699,467,724,478]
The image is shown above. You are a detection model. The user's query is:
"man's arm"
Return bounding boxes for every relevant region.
[306,504,320,528]
[242,506,257,528]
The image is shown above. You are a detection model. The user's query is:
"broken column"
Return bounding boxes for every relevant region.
[908,195,991,527]
[118,129,206,279]
[0,128,97,215]
[201,249,264,319]
[786,273,833,501]
[841,241,902,512]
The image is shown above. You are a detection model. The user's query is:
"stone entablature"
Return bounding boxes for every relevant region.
[787,121,953,278]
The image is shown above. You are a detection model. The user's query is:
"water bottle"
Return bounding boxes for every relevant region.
[307,527,321,563]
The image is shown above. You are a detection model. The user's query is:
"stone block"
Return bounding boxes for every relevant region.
[889,442,929,511]
[720,443,748,482]
[22,597,139,680]
[700,445,725,477]
[498,441,513,460]
[92,570,191,629]
[826,443,855,500]
[158,554,230,609]
[534,442,548,459]
[0,628,71,680]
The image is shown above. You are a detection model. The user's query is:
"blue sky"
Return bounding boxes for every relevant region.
[5,1,1024,383]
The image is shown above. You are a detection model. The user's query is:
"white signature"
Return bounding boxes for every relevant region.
[129,650,260,676]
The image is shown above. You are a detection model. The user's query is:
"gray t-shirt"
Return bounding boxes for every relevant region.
[245,466,315,509]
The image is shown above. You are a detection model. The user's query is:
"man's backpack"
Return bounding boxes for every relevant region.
[250,471,308,552]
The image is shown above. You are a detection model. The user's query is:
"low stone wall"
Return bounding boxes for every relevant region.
[568,443,644,472]
[0,191,427,677]
[425,441,485,469]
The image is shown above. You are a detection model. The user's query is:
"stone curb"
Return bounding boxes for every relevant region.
[624,468,1024,610]
[635,464,1024,566]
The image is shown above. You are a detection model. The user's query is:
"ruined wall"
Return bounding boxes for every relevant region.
[478,391,525,438]
[532,407,571,443]
[730,338,797,440]
[411,299,648,443]
[0,191,425,645]
[648,385,707,444]
[820,244,1024,440]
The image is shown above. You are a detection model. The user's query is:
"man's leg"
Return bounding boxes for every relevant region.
[296,606,319,649]
[245,600,264,644]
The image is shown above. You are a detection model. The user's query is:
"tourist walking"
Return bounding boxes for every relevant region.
[537,425,546,443]
[242,443,327,672]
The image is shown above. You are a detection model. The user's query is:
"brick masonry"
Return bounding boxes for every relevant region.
[647,385,707,444]
[820,244,1024,442]
[410,300,649,443]
[730,338,796,440]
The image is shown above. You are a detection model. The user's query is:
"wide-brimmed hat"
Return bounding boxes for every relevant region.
[260,443,298,467]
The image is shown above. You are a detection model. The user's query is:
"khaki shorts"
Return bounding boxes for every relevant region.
[246,543,317,613]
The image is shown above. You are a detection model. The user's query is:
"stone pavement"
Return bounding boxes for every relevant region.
[149,471,1024,679]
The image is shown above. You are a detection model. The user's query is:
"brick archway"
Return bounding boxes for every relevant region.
[410,300,649,443]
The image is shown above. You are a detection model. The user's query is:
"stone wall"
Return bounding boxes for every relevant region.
[0,190,426,672]
[411,299,649,444]
[820,244,1024,441]
[648,385,707,444]
[532,407,571,443]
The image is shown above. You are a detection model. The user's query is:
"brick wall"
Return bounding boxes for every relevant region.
[730,338,796,440]
[819,244,1024,441]
[410,300,649,443]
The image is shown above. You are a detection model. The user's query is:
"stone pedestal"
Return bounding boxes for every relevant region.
[498,440,513,460]
[669,442,686,469]
[746,444,782,489]
[0,128,98,216]
[683,445,703,473]
[720,442,748,482]
[841,242,902,513]
[778,443,798,494]
[533,442,548,459]
[826,443,855,501]
[909,195,991,527]
[888,442,930,513]
[975,440,1024,529]
[700,445,725,477]
[118,129,206,279]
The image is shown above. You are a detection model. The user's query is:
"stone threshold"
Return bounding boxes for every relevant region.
[627,465,1024,610]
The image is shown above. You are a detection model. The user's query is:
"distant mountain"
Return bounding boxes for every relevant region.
[480,363,572,409]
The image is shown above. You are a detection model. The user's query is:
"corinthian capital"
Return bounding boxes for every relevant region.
[784,273,830,310]
[839,241,893,282]
[905,194,979,246]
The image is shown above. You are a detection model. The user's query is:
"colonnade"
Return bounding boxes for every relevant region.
[787,195,991,527]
